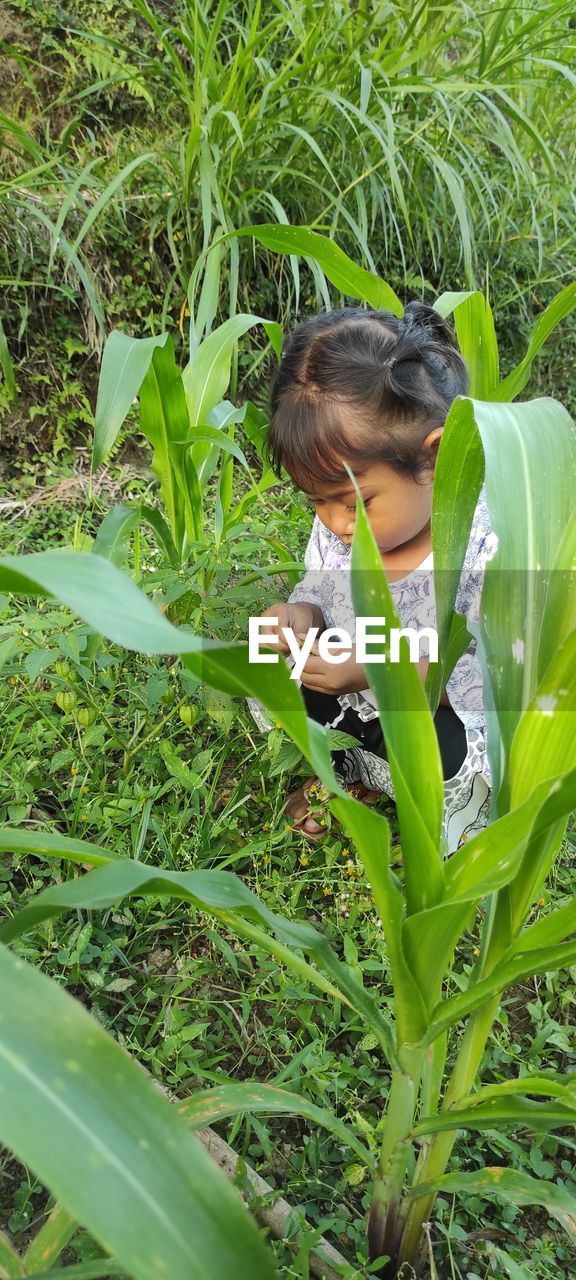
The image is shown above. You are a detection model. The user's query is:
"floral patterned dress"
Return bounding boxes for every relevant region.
[248,486,499,855]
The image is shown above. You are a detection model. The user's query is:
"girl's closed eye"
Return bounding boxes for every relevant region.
[345,498,372,512]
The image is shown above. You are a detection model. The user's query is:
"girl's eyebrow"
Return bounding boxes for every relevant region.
[303,484,372,501]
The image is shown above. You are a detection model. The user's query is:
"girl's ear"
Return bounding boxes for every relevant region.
[420,426,443,475]
[422,427,443,453]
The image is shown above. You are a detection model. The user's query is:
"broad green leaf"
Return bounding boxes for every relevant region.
[426,938,576,1043]
[537,509,576,680]
[92,503,141,567]
[21,1265,125,1280]
[413,1097,576,1136]
[183,314,281,429]
[408,1167,576,1244]
[23,1203,76,1272]
[233,224,403,314]
[509,632,576,809]
[140,504,179,567]
[452,292,499,397]
[401,900,475,1016]
[0,944,277,1280]
[0,1228,22,1278]
[458,1074,576,1107]
[495,283,576,402]
[349,484,444,912]
[179,1083,373,1165]
[425,397,484,715]
[329,796,428,1042]
[467,396,575,804]
[0,850,396,1065]
[506,634,576,924]
[0,828,118,867]
[0,551,340,793]
[93,331,168,469]
[444,769,576,903]
[140,337,192,556]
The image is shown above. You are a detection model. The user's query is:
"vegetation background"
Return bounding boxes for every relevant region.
[0,2,575,1278]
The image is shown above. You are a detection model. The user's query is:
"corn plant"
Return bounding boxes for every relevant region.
[90,315,285,591]
[0,936,281,1280]
[1,381,575,1274]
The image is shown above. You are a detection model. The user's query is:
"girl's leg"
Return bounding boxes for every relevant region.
[300,686,468,781]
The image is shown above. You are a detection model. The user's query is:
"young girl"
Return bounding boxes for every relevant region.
[247,303,498,856]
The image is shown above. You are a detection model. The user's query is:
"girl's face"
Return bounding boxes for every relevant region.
[300,430,442,555]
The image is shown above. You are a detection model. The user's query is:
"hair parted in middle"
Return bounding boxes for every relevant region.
[264,302,469,491]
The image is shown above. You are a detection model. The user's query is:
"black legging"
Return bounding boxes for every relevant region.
[301,686,468,781]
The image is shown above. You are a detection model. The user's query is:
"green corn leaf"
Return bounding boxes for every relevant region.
[21,1264,125,1280]
[23,1203,76,1272]
[444,768,576,903]
[426,937,576,1044]
[537,508,576,682]
[0,944,278,1280]
[93,330,168,469]
[140,336,193,557]
[0,828,117,866]
[452,291,499,397]
[495,282,576,402]
[0,550,340,793]
[329,795,428,1042]
[92,503,141,567]
[507,633,576,925]
[424,397,484,717]
[413,1096,576,1137]
[465,396,575,803]
[0,847,396,1066]
[458,1074,576,1108]
[508,902,576,956]
[183,313,282,429]
[233,224,403,313]
[408,1167,576,1244]
[139,504,179,568]
[178,1083,374,1165]
[0,1228,23,1278]
[349,481,445,912]
[509,632,576,809]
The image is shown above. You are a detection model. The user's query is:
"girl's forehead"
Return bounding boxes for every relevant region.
[301,461,394,498]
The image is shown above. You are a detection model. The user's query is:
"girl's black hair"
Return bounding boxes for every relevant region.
[264,302,469,491]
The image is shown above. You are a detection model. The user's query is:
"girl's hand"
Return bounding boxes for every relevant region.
[259,601,325,655]
[299,641,367,695]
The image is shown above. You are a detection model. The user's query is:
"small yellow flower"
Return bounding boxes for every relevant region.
[538,897,546,906]
[82,786,89,794]
[460,833,469,843]
[8,677,18,686]
[80,814,88,821]
[263,823,269,830]
[322,887,331,896]
[472,946,480,956]
[299,854,309,867]
[275,721,282,729]
[70,766,78,776]
[341,848,350,857]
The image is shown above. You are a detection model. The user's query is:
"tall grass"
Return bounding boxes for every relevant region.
[1,0,575,375]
